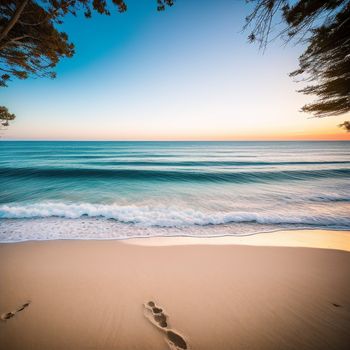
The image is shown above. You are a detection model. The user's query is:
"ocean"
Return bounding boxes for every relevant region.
[0,141,349,242]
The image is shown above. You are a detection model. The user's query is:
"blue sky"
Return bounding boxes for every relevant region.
[1,0,348,140]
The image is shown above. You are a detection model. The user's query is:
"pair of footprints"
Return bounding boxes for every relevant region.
[144,301,188,350]
[1,301,31,321]
[2,300,186,349]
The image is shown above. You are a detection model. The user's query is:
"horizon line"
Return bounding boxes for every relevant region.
[1,139,349,142]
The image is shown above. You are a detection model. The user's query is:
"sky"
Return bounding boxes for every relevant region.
[1,0,349,141]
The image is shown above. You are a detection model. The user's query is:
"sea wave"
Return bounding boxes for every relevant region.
[308,194,350,202]
[1,202,349,228]
[0,167,349,183]
[85,160,350,167]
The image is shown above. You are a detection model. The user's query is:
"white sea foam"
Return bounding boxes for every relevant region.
[1,202,349,227]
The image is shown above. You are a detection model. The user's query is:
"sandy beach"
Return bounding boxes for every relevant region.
[1,230,350,350]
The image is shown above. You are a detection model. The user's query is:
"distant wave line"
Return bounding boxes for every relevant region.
[83,160,350,167]
[0,167,349,183]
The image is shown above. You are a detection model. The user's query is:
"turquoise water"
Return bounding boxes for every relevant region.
[0,141,349,241]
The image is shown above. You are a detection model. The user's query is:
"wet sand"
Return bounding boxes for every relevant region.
[1,230,350,349]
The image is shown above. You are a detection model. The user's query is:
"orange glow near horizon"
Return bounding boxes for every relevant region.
[4,131,348,142]
[4,110,349,141]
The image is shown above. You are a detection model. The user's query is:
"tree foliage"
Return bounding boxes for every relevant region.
[245,0,350,129]
[339,121,350,131]
[0,0,174,87]
[0,0,174,126]
[0,106,16,128]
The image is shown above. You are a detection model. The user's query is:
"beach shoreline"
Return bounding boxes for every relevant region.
[126,228,350,251]
[1,229,350,349]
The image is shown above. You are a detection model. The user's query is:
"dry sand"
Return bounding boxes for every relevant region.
[1,230,350,350]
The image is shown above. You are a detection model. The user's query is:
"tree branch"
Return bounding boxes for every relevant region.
[0,0,29,42]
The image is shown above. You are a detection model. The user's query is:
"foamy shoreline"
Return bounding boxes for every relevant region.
[1,229,349,349]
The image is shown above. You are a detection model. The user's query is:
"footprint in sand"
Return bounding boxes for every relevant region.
[332,303,342,308]
[144,301,188,350]
[1,301,31,321]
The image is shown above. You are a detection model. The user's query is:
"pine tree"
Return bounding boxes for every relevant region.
[245,0,350,129]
